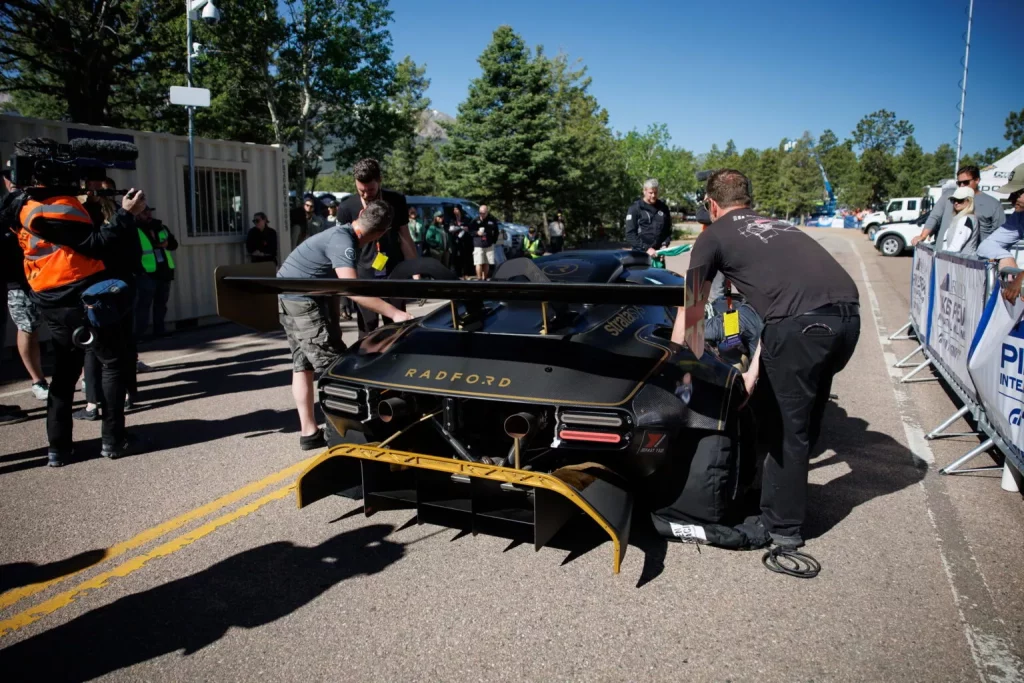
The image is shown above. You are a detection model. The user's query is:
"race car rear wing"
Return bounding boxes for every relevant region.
[214,261,687,333]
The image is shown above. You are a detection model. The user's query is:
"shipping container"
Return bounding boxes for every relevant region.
[1,115,290,350]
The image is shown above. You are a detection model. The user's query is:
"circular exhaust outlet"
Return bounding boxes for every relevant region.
[504,412,535,439]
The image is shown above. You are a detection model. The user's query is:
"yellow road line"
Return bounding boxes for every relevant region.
[0,456,316,611]
[0,484,294,637]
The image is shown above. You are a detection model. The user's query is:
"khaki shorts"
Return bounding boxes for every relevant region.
[473,246,495,266]
[279,296,345,374]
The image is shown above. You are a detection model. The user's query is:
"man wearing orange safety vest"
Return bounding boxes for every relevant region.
[10,137,146,466]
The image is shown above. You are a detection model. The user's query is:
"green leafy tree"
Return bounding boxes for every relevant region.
[778,133,824,220]
[852,109,914,154]
[0,0,169,125]
[817,130,862,207]
[383,57,433,194]
[889,135,927,197]
[441,26,558,220]
[922,143,956,186]
[616,124,696,209]
[1006,108,1024,149]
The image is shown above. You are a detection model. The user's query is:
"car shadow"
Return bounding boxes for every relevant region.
[0,525,403,682]
[0,549,108,594]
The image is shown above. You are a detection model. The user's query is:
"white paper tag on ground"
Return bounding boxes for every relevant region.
[669,522,707,543]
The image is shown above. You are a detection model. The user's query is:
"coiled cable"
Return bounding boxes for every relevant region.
[762,546,821,579]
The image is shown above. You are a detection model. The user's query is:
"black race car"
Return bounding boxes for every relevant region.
[216,250,760,573]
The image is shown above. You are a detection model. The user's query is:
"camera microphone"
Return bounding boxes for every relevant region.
[695,170,712,182]
[68,138,139,163]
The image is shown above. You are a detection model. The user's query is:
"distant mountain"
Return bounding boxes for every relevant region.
[417,109,454,142]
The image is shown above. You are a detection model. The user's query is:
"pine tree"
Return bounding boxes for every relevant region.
[441,26,558,220]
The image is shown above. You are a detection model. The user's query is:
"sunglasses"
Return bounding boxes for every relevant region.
[952,198,969,204]
[956,179,973,187]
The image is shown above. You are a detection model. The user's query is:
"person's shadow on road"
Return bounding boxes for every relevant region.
[803,401,927,540]
[0,524,403,682]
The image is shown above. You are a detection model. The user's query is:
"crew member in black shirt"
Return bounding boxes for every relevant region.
[625,178,673,255]
[673,169,860,550]
[246,212,278,264]
[334,158,417,337]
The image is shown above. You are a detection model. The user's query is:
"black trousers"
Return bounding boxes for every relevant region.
[40,305,130,452]
[755,307,860,538]
[549,236,564,253]
[85,310,137,403]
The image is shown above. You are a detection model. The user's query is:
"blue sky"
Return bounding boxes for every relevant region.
[387,0,1022,157]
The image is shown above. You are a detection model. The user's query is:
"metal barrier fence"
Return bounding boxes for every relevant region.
[891,243,1024,479]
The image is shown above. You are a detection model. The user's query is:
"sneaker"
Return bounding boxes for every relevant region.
[299,427,327,451]
[136,360,154,374]
[31,381,50,401]
[101,434,139,460]
[73,406,101,421]
[47,449,71,468]
[0,405,29,426]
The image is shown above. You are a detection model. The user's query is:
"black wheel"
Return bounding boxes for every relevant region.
[879,234,905,257]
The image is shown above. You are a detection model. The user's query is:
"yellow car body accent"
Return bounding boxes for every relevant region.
[296,444,627,573]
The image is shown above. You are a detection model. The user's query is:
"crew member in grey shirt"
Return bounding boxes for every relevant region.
[913,164,1006,253]
[277,200,413,450]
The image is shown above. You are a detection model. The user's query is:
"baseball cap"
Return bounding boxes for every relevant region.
[433,210,443,217]
[950,186,972,202]
[996,162,1024,195]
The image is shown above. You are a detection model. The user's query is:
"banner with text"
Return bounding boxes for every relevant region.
[968,285,1024,471]
[910,245,935,342]
[927,254,988,400]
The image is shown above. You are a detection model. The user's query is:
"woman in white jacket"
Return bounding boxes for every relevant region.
[943,185,978,254]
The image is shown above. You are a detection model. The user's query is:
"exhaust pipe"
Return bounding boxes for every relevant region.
[378,397,415,423]
[504,412,537,439]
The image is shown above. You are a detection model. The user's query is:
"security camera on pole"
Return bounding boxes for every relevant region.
[168,0,221,236]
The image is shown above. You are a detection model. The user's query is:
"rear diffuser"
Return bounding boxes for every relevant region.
[296,444,633,573]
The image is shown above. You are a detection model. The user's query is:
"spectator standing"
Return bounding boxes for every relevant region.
[625,179,673,256]
[407,207,424,256]
[0,170,30,424]
[448,205,474,279]
[942,187,978,253]
[547,211,566,253]
[323,198,339,228]
[246,212,278,264]
[276,200,412,449]
[523,226,545,259]
[978,164,1024,302]
[134,207,178,339]
[913,164,1005,252]
[334,159,417,336]
[470,205,500,280]
[293,196,325,248]
[422,210,448,262]
[2,171,48,401]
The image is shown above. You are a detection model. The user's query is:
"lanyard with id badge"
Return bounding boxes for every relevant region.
[372,241,388,277]
[720,280,742,351]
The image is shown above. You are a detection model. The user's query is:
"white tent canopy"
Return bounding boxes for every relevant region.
[978,144,1024,200]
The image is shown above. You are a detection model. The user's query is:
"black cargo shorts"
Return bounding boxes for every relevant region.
[278,296,345,374]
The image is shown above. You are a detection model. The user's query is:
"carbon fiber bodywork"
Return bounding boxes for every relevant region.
[216,251,746,572]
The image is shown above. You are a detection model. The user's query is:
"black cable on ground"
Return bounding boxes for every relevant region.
[762,546,821,579]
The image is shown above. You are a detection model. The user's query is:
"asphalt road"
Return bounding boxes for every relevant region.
[1,231,1022,682]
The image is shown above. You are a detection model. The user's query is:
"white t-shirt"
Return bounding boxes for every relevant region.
[548,220,565,237]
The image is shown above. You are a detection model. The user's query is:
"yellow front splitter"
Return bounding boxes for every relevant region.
[296,444,633,573]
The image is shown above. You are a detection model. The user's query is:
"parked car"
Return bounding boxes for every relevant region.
[863,194,938,239]
[406,196,480,227]
[873,217,926,257]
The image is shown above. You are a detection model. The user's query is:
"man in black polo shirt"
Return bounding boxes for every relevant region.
[673,169,860,550]
[335,158,417,337]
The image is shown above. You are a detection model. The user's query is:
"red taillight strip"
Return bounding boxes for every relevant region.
[559,430,622,444]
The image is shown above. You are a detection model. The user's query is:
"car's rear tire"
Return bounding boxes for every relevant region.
[866,223,880,239]
[879,234,905,256]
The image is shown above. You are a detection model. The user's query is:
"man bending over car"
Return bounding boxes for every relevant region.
[277,200,413,451]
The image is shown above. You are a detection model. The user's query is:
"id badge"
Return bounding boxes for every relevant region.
[371,252,388,272]
[721,310,742,350]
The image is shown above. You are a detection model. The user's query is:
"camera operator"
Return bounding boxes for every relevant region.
[10,138,145,466]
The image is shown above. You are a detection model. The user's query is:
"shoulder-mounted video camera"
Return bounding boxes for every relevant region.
[7,137,138,198]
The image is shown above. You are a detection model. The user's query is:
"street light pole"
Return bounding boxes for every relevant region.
[186,0,197,236]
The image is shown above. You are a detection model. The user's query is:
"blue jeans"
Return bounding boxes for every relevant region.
[135,274,172,337]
